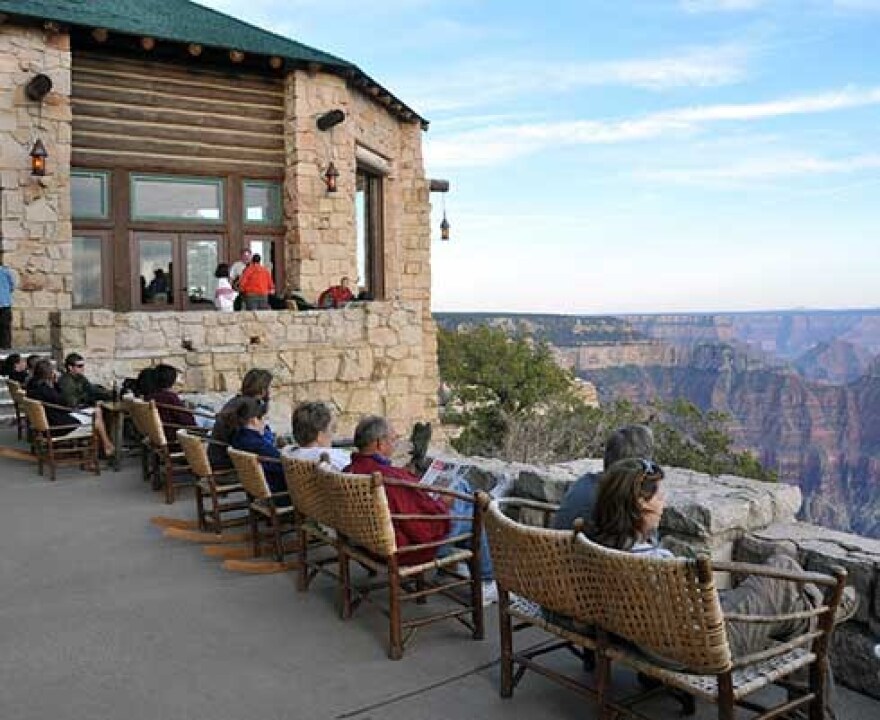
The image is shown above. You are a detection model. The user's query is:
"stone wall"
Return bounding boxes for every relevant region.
[281,69,438,419]
[0,26,72,347]
[49,301,437,435]
[433,453,880,700]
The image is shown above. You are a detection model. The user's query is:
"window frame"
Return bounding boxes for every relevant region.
[356,167,385,301]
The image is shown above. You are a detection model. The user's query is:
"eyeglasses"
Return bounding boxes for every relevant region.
[639,459,664,480]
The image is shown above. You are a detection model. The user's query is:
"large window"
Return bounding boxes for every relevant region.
[131,175,224,222]
[356,168,384,300]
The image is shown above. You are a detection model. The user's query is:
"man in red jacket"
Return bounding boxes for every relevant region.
[345,415,497,603]
[237,253,274,310]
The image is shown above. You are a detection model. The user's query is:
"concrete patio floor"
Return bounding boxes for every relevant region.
[1,427,877,720]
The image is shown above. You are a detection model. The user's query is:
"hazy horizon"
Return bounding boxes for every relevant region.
[197,1,880,314]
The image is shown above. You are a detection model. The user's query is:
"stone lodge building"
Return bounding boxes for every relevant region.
[0,0,442,431]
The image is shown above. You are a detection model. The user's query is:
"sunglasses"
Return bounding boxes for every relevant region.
[73,363,85,368]
[639,459,664,480]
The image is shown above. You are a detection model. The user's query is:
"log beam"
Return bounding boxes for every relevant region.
[188,43,203,57]
[230,50,245,63]
[141,37,156,51]
[91,28,109,43]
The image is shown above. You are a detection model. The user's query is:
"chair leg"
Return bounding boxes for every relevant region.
[808,657,827,720]
[195,484,207,532]
[498,587,514,698]
[91,435,100,475]
[388,558,403,660]
[271,513,284,561]
[717,672,735,720]
[339,546,353,619]
[47,439,57,482]
[249,510,261,558]
[297,518,309,592]
[164,453,175,505]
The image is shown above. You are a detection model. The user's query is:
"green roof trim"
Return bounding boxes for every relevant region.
[0,0,427,126]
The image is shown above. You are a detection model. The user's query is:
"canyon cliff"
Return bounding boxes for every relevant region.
[435,310,880,538]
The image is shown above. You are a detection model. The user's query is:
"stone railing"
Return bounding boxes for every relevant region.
[435,454,880,699]
[49,301,437,435]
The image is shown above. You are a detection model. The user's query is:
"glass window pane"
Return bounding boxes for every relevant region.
[244,181,281,224]
[185,239,219,306]
[72,171,109,219]
[131,175,223,222]
[72,236,103,306]
[139,240,173,305]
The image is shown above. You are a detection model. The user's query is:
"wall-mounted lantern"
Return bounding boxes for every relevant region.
[30,139,48,177]
[440,213,450,241]
[324,162,339,193]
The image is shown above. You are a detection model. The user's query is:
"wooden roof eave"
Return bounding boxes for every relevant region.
[3,10,430,131]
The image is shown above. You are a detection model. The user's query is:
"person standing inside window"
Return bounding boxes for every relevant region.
[237,253,274,310]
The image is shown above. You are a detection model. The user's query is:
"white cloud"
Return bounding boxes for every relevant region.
[680,0,767,12]
[401,46,750,113]
[426,86,880,167]
[634,153,880,182]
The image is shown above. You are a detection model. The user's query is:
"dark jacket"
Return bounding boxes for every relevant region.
[230,427,287,503]
[27,381,80,436]
[551,472,601,532]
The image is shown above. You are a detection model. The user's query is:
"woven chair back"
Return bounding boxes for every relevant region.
[127,399,167,447]
[6,378,21,397]
[288,462,395,556]
[574,534,731,673]
[21,398,50,432]
[227,447,272,500]
[177,430,212,478]
[283,457,337,527]
[483,500,603,623]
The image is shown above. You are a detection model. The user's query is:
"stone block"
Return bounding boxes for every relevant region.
[315,354,341,382]
[84,326,116,354]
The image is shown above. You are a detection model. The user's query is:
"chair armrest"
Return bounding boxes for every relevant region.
[382,477,475,504]
[712,560,844,588]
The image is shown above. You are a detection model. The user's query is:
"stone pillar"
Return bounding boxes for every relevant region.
[282,69,357,300]
[0,25,72,347]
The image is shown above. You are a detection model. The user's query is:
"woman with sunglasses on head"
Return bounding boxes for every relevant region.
[593,458,856,711]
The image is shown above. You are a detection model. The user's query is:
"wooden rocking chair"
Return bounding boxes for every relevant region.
[21,397,100,481]
[126,398,193,504]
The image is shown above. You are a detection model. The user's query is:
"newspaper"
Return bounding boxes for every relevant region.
[419,458,469,491]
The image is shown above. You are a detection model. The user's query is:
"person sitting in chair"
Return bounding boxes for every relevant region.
[209,368,274,472]
[317,276,356,309]
[590,457,857,709]
[281,401,350,470]
[143,363,196,437]
[345,415,497,602]
[58,353,112,409]
[27,358,115,457]
[230,396,288,505]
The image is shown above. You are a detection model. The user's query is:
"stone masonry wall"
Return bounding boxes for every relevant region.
[434,454,880,700]
[0,26,72,347]
[281,69,438,421]
[50,301,437,435]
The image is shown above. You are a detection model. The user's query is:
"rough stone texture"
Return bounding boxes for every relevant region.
[282,69,438,422]
[49,301,436,435]
[0,26,73,346]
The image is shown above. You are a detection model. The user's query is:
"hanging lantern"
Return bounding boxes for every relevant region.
[324,162,339,193]
[30,138,48,176]
[440,212,450,241]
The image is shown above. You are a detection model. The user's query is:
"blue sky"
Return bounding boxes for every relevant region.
[198,0,880,313]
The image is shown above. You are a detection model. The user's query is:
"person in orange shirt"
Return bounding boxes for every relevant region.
[237,253,274,310]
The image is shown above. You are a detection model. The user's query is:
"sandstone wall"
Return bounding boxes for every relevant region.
[0,26,72,347]
[49,301,437,435]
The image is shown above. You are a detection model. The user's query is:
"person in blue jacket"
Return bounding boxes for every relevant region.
[229,395,288,506]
